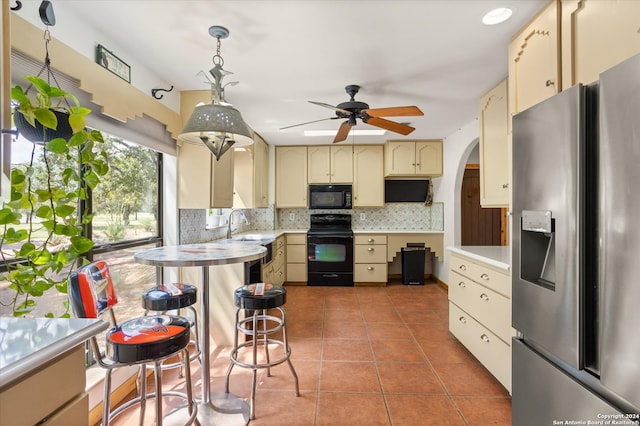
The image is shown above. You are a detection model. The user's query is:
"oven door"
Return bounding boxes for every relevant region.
[307,233,353,286]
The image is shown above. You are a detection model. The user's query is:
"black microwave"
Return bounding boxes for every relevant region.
[308,184,352,209]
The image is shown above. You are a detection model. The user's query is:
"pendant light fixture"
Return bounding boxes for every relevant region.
[179,25,253,161]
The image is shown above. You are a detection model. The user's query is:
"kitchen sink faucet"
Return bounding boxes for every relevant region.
[227,209,249,239]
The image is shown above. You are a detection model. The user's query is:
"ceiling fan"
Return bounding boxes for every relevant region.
[281,84,424,143]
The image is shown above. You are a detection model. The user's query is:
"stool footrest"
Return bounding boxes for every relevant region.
[229,339,292,369]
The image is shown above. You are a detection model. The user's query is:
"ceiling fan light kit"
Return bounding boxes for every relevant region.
[179,25,253,160]
[282,84,423,143]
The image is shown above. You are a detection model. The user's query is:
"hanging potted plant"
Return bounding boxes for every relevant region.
[0,76,108,317]
[11,75,77,143]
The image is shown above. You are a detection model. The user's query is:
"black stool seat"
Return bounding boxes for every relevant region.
[107,315,190,363]
[234,284,286,310]
[142,283,197,311]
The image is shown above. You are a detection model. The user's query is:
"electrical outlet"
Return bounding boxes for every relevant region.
[289,213,296,221]
[360,213,366,221]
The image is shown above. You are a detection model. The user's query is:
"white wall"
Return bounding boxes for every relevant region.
[432,118,479,282]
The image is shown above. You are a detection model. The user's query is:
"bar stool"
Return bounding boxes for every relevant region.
[224,283,300,420]
[142,283,201,374]
[69,261,198,426]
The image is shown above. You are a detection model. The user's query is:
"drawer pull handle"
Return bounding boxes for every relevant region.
[459,316,467,324]
[368,247,374,252]
[459,264,467,271]
[480,293,489,301]
[367,266,374,271]
[368,238,374,243]
[458,282,466,288]
[480,273,489,280]
[481,334,490,343]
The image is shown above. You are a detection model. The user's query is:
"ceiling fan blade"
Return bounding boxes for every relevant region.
[333,121,352,143]
[309,101,351,115]
[365,116,416,135]
[364,106,424,117]
[280,116,338,130]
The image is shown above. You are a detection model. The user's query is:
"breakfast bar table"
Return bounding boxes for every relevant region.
[134,242,266,425]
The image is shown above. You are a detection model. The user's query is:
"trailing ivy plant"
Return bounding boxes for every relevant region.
[0,76,109,317]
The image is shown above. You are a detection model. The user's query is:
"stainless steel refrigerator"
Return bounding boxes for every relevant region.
[512,53,640,424]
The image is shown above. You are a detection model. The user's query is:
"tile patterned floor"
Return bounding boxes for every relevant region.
[110,281,511,425]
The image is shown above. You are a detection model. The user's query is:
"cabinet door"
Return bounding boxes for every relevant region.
[211,149,234,208]
[415,140,442,176]
[307,146,331,183]
[353,145,383,207]
[254,137,269,207]
[330,145,353,183]
[562,0,640,88]
[178,142,213,208]
[479,79,510,207]
[384,141,416,176]
[276,146,308,207]
[508,0,560,116]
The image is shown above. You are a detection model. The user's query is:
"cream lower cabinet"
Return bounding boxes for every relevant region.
[264,235,285,285]
[276,146,308,208]
[0,346,88,426]
[448,251,513,392]
[479,79,510,208]
[354,234,387,284]
[353,145,384,207]
[285,234,307,282]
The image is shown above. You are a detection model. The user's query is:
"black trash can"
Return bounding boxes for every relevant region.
[401,243,426,285]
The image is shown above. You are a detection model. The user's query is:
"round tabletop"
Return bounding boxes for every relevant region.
[134,242,266,268]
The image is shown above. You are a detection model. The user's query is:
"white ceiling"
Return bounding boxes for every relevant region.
[27,0,546,146]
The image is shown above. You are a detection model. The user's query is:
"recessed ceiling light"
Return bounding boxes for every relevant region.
[482,7,513,25]
[303,129,387,137]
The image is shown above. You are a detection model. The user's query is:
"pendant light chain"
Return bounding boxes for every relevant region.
[212,35,225,67]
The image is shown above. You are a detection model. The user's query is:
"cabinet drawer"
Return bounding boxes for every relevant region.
[287,244,307,263]
[42,393,88,426]
[286,263,307,282]
[449,271,511,343]
[354,263,388,282]
[0,346,85,426]
[450,253,510,297]
[354,245,387,263]
[355,234,387,245]
[286,234,306,245]
[449,302,511,392]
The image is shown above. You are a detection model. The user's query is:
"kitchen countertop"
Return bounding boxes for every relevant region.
[449,245,511,271]
[0,317,108,389]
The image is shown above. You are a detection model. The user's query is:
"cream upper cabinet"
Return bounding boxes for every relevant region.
[178,90,235,209]
[276,146,308,208]
[479,79,510,208]
[178,141,235,208]
[353,145,384,207]
[508,0,560,117]
[561,0,640,88]
[233,135,269,208]
[307,146,353,183]
[384,140,443,177]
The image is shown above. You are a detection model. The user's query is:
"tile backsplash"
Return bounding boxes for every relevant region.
[180,202,443,244]
[277,202,444,231]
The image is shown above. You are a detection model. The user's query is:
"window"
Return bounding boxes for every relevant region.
[0,131,163,319]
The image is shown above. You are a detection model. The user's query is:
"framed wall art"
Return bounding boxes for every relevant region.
[96,44,130,83]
